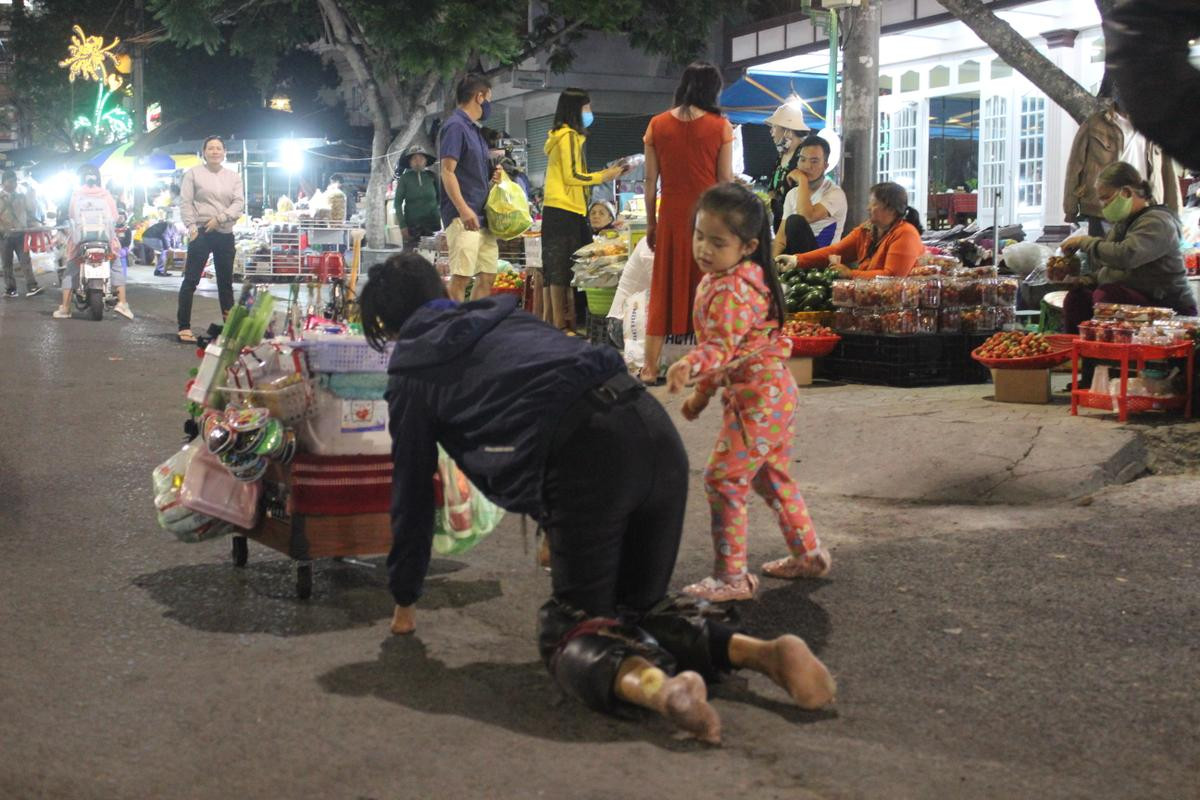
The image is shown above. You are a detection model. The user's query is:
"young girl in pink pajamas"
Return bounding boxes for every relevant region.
[666,183,832,603]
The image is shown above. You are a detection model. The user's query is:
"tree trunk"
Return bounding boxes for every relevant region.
[938,0,1103,123]
[316,0,395,247]
[841,0,881,228]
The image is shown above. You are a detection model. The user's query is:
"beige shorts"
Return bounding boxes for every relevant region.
[446,217,499,278]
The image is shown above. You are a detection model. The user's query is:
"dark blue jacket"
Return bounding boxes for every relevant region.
[385,294,625,605]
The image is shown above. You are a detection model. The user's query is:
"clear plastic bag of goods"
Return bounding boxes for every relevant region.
[151,443,234,541]
[432,446,504,555]
[298,386,391,456]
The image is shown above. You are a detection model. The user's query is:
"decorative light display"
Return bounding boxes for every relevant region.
[58,25,133,148]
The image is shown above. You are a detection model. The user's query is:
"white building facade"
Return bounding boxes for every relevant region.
[729,0,1111,237]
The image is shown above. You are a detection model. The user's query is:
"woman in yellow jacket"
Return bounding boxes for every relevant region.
[542,88,626,333]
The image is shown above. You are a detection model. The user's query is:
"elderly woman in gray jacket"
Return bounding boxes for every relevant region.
[1060,161,1196,333]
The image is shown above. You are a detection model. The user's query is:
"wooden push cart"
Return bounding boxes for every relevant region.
[230,462,393,599]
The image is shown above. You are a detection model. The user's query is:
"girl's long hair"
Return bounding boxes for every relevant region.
[672,62,723,115]
[358,253,448,352]
[695,182,786,324]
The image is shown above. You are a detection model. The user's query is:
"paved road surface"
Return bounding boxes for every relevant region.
[1,274,1196,799]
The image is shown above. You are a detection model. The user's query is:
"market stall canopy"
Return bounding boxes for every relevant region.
[0,144,68,169]
[86,142,178,172]
[720,69,829,127]
[125,107,343,158]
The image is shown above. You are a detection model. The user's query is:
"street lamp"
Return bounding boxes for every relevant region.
[280,139,304,173]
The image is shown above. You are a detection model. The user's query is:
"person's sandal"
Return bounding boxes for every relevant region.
[177,329,197,343]
[762,548,832,580]
[681,573,759,603]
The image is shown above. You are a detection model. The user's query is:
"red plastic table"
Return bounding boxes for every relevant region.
[1070,340,1194,421]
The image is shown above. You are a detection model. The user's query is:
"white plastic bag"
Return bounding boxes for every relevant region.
[622,289,648,370]
[30,251,57,276]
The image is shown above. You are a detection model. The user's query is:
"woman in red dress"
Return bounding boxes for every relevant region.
[641,62,735,384]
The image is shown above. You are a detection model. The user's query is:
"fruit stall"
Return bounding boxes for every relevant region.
[793,260,1016,387]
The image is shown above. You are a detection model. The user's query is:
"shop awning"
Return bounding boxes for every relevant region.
[720,69,829,127]
[125,107,341,157]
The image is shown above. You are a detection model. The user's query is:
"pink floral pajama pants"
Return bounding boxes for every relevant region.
[703,369,821,578]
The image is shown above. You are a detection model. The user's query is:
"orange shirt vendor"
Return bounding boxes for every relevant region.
[780,181,925,278]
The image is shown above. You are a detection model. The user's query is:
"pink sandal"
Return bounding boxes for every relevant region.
[762,548,832,579]
[681,573,760,603]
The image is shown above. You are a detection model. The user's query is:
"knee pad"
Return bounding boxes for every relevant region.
[538,599,675,714]
[639,595,741,680]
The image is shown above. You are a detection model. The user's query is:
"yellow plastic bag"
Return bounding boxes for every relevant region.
[485,173,532,240]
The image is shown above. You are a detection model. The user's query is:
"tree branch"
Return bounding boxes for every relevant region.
[481,18,587,79]
[937,0,1102,123]
[316,0,392,131]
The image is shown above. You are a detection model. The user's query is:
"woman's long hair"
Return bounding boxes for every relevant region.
[695,182,786,324]
[358,253,448,352]
[672,62,723,115]
[553,88,591,135]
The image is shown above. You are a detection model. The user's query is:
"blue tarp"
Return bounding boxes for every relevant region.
[720,69,830,128]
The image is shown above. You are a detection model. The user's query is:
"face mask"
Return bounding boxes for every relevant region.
[581,111,594,129]
[1102,190,1134,223]
[478,99,492,122]
[775,136,791,155]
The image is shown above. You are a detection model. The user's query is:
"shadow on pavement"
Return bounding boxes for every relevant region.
[133,556,500,637]
[738,580,833,654]
[317,635,710,750]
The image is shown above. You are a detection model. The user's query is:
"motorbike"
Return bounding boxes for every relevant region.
[72,237,118,321]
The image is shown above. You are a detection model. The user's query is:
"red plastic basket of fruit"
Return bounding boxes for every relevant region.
[786,335,841,357]
[782,319,841,357]
[971,331,1073,369]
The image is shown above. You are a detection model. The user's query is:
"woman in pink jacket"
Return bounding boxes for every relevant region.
[54,164,132,320]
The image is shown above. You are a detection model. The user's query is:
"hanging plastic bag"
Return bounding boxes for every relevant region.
[485,173,533,240]
[622,289,648,369]
[151,443,235,543]
[432,446,504,555]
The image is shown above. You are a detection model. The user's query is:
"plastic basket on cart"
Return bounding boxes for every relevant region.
[298,336,395,373]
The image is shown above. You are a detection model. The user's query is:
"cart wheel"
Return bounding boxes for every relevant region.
[296,562,313,600]
[231,535,248,568]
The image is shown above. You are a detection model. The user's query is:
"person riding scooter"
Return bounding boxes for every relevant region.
[54,165,133,320]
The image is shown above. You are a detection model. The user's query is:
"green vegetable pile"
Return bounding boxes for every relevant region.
[780,267,838,313]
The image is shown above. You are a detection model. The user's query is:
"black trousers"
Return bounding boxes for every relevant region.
[543,389,688,616]
[782,215,819,256]
[538,387,736,712]
[177,230,235,331]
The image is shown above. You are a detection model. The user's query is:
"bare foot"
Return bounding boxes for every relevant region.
[390,605,415,635]
[659,671,722,744]
[761,635,836,709]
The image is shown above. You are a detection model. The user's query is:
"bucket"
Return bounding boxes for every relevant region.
[585,287,617,316]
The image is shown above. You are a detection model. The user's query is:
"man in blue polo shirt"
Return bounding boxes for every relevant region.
[439,74,500,302]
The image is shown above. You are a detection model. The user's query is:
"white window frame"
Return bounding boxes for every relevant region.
[878,100,923,215]
[1016,94,1046,212]
[979,94,1008,223]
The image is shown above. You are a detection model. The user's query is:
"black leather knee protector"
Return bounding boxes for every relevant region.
[639,595,740,681]
[538,599,675,714]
